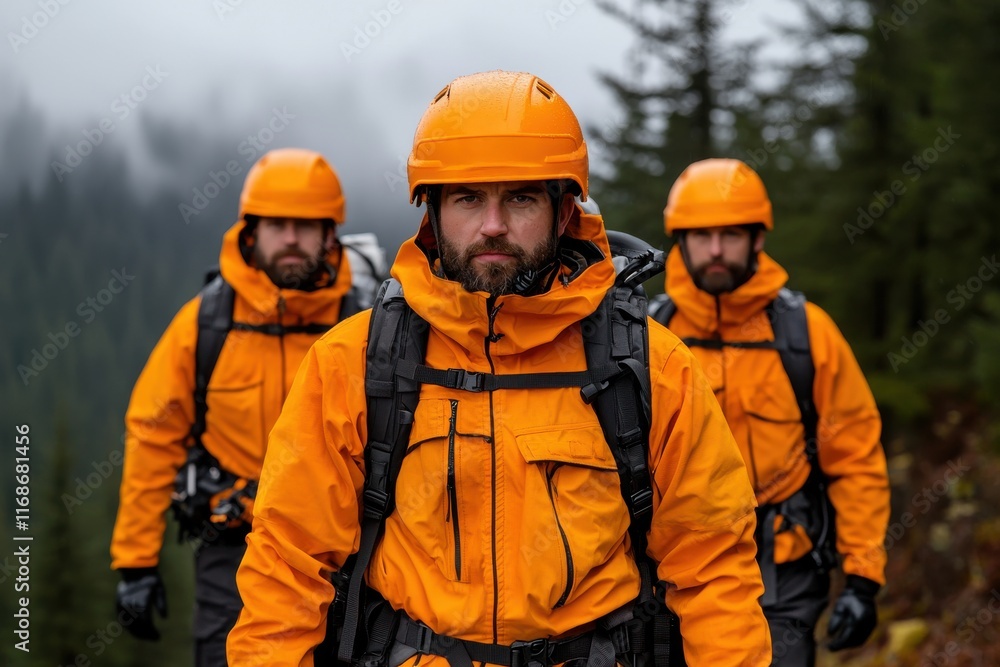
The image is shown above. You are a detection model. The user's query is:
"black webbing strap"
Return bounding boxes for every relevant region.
[756,503,779,608]
[338,286,363,321]
[397,359,621,395]
[193,274,235,444]
[678,337,779,350]
[658,287,834,591]
[394,615,597,667]
[583,261,656,555]
[338,279,429,663]
[231,322,335,335]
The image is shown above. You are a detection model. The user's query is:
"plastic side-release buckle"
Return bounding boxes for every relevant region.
[446,368,486,393]
[510,638,552,667]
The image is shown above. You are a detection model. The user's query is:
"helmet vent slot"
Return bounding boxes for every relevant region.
[433,85,451,104]
[535,80,554,99]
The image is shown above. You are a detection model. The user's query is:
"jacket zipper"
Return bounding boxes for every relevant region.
[546,464,574,608]
[485,295,503,643]
[446,399,462,580]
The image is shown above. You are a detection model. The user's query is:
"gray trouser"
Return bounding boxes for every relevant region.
[193,538,247,667]
[765,557,830,667]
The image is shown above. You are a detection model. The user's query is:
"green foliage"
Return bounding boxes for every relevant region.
[596,0,1000,422]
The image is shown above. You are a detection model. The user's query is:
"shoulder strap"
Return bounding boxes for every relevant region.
[582,262,657,553]
[338,278,429,663]
[337,286,363,322]
[648,293,676,326]
[766,288,818,461]
[192,274,235,445]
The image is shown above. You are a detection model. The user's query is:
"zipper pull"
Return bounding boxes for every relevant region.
[486,297,505,344]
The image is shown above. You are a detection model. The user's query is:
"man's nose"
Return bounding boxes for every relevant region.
[709,233,723,256]
[479,200,508,237]
[281,222,299,243]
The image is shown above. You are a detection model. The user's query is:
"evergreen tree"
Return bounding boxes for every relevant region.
[591,0,762,247]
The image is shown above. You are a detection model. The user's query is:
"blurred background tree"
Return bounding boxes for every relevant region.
[2,0,999,664]
[594,0,1000,663]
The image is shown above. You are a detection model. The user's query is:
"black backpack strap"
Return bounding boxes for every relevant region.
[647,293,676,326]
[766,288,817,455]
[192,274,235,445]
[338,286,363,321]
[766,288,836,570]
[338,279,430,663]
[583,244,685,667]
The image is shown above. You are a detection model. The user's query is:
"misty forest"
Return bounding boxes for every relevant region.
[3,1,1000,665]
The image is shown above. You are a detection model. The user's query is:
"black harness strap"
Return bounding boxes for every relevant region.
[650,288,833,607]
[338,280,429,663]
[179,274,357,543]
[394,615,595,667]
[398,359,621,395]
[331,232,684,667]
[193,274,235,445]
[231,322,335,335]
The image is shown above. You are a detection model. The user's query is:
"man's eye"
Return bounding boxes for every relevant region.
[510,195,535,205]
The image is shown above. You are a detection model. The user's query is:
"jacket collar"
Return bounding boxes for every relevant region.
[218,219,352,322]
[391,205,615,360]
[665,245,788,333]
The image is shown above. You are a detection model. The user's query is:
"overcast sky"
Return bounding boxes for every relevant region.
[2,0,798,247]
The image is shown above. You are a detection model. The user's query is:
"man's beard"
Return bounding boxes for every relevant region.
[691,259,750,295]
[254,246,328,290]
[439,235,557,295]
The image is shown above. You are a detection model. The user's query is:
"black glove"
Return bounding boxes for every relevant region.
[116,567,168,640]
[827,575,879,651]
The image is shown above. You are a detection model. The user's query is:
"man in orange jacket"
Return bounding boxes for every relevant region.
[650,159,890,665]
[228,71,770,667]
[111,148,364,666]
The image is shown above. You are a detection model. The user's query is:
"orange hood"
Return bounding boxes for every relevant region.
[665,246,788,333]
[390,204,616,359]
[218,219,352,321]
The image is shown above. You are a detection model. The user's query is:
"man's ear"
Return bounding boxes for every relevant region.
[325,226,338,252]
[754,231,766,253]
[556,194,575,236]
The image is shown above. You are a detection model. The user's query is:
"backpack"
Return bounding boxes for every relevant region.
[648,289,837,607]
[341,233,390,311]
[323,231,686,667]
[170,268,365,542]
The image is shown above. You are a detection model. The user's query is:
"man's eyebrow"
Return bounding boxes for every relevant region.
[504,185,547,195]
[447,186,484,196]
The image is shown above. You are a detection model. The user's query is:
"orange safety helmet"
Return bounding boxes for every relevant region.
[664,159,772,234]
[407,70,588,203]
[240,148,345,223]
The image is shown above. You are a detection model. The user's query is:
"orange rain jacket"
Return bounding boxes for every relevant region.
[662,247,889,583]
[110,218,353,570]
[228,207,771,667]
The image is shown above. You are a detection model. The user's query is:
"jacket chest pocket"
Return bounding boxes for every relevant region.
[513,423,627,609]
[204,344,266,474]
[740,382,808,504]
[395,398,488,582]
